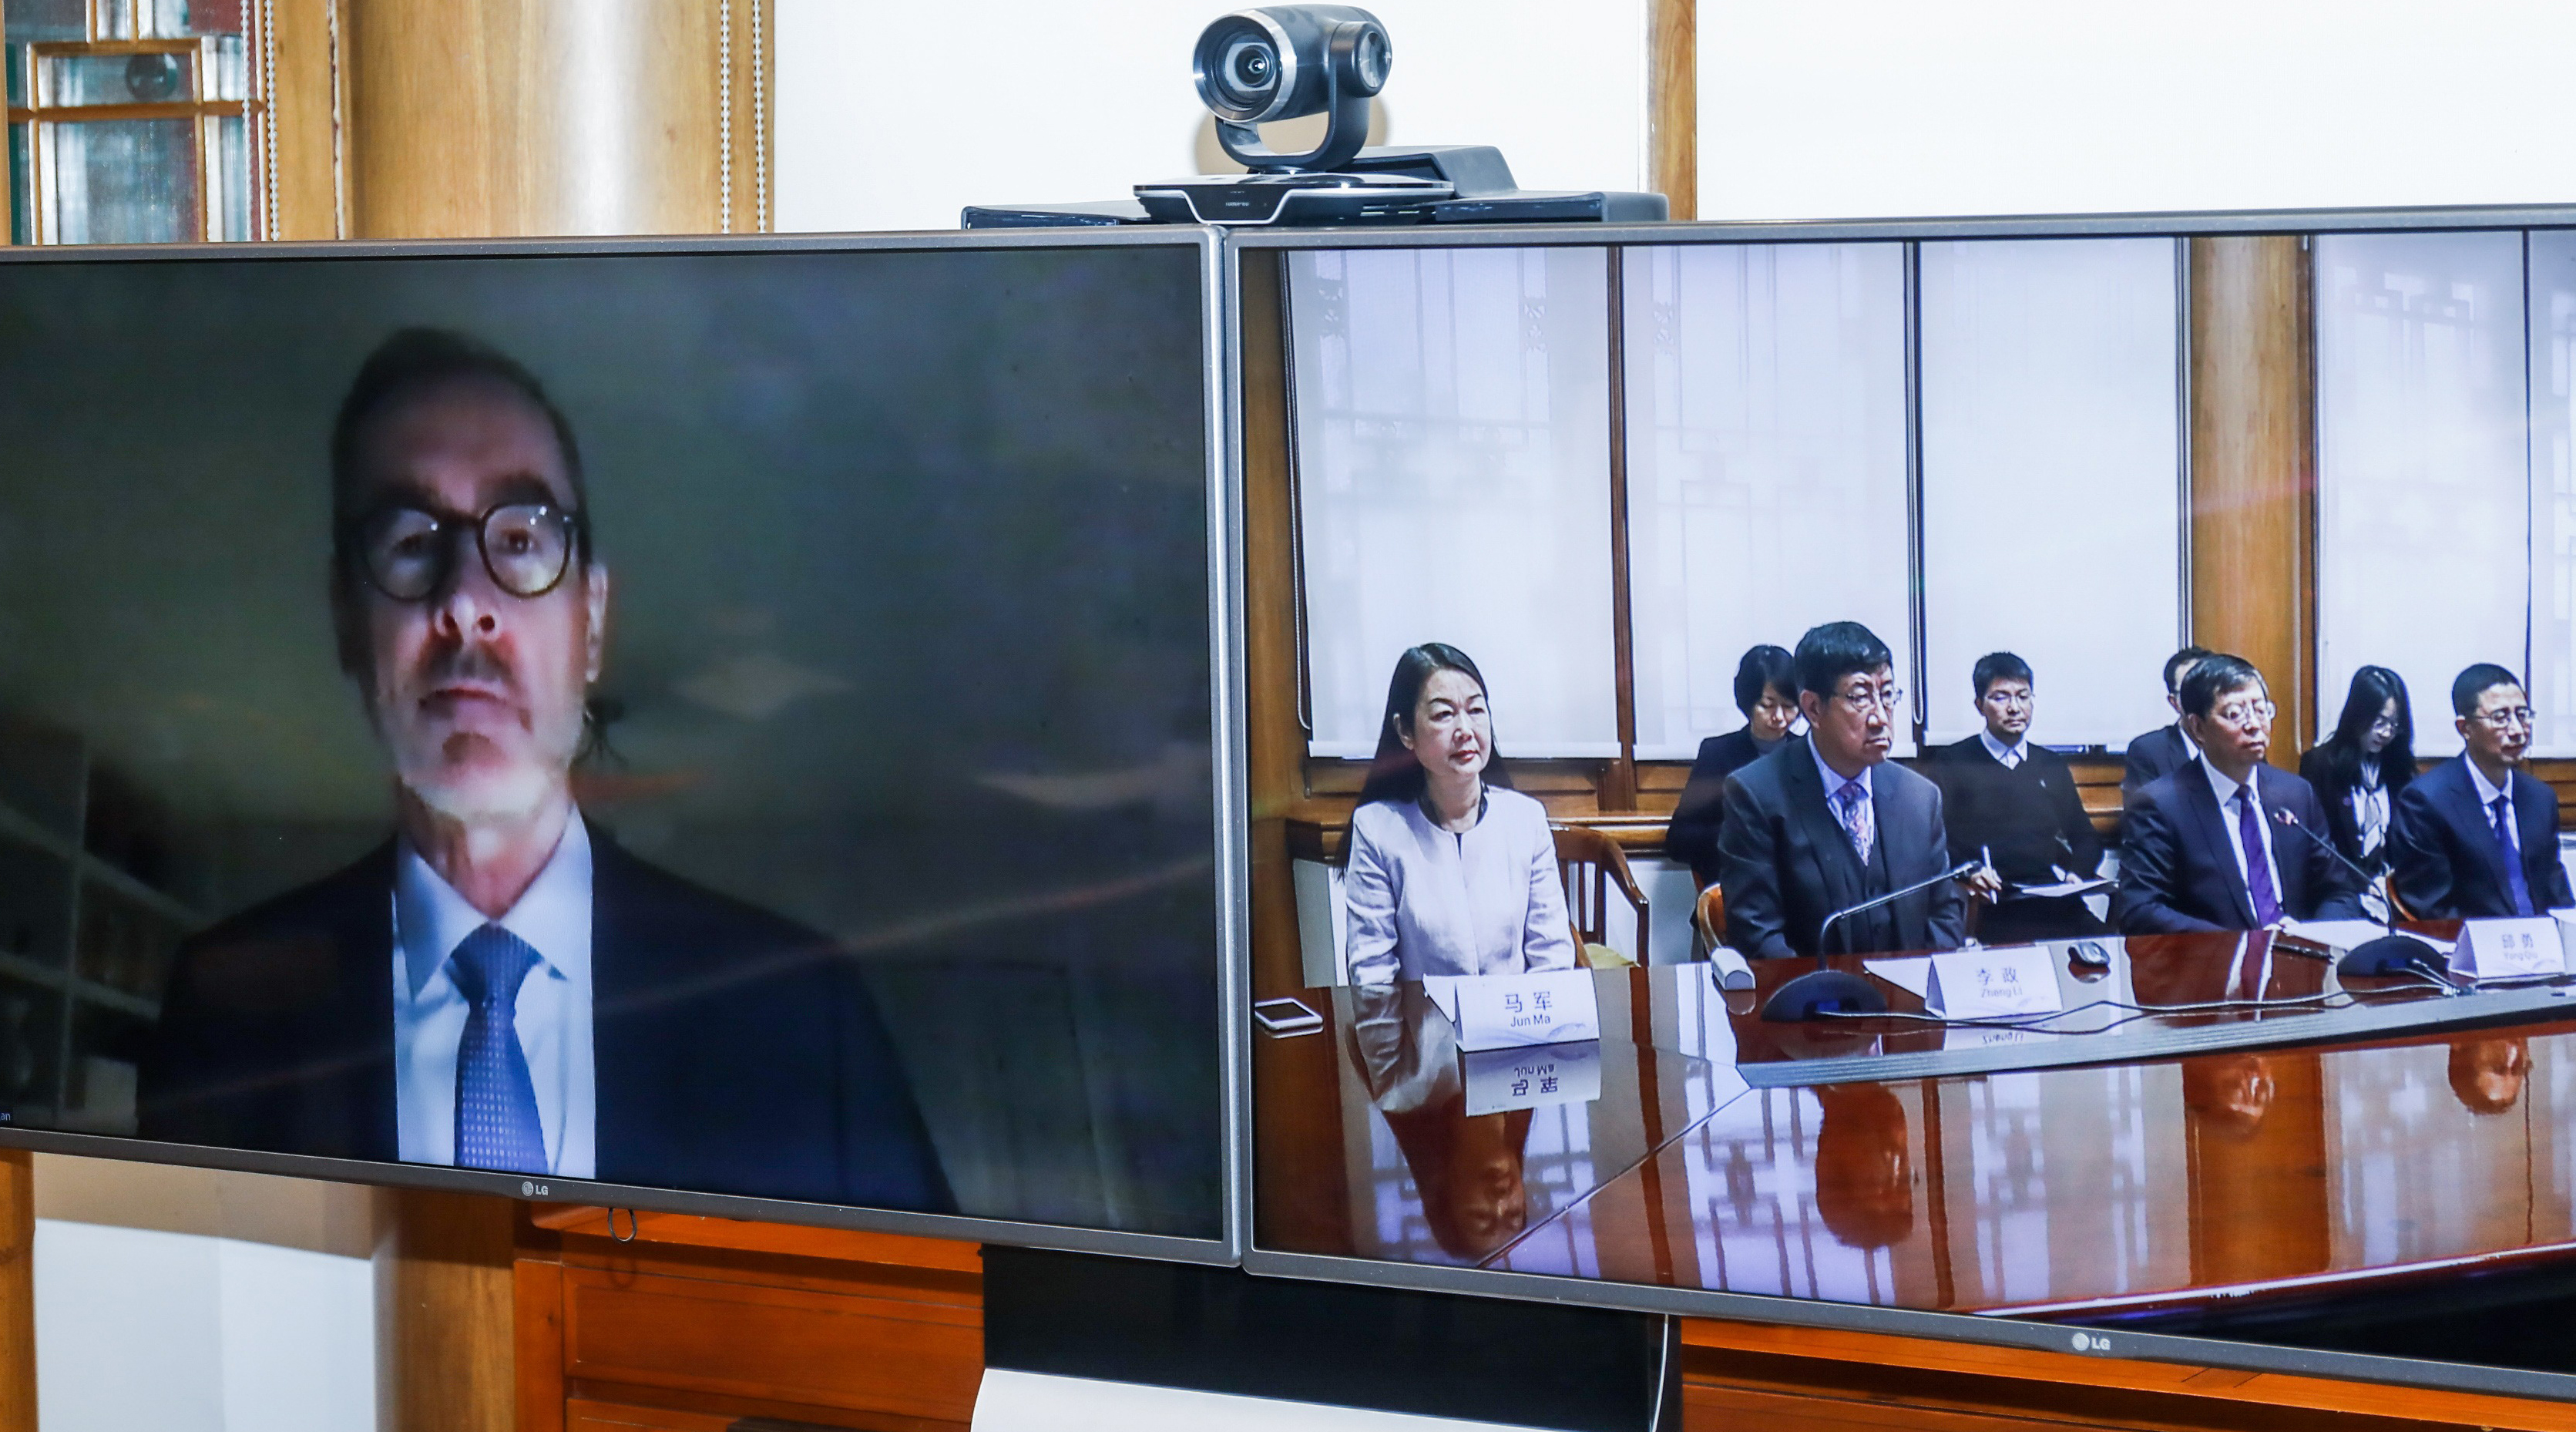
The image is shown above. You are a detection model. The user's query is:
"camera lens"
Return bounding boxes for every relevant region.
[1221,36,1278,105]
[1352,28,1390,92]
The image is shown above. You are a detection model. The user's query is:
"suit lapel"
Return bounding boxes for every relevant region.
[2252,768,2303,916]
[1870,771,1919,946]
[2181,766,2258,928]
[332,845,402,1161]
[2514,770,2555,900]
[1785,741,1863,911]
[2441,762,2514,900]
[588,837,652,1178]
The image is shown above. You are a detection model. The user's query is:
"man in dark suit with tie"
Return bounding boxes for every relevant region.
[1717,622,1970,957]
[2114,653,2366,933]
[139,328,950,1212]
[2390,664,2574,919]
[2121,644,2214,805]
[1930,651,2107,943]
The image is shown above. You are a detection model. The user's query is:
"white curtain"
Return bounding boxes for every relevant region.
[2316,231,2528,758]
[2524,233,2576,755]
[1288,247,1619,758]
[1918,237,2184,749]
[1621,242,1911,758]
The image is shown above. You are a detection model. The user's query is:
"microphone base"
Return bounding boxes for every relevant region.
[2338,934,2444,978]
[1759,968,1890,1023]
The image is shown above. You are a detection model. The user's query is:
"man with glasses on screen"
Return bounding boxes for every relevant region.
[2389,664,2575,919]
[1716,622,1969,957]
[2114,654,2366,933]
[140,328,949,1211]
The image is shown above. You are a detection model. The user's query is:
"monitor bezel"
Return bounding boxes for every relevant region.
[0,224,1251,1267]
[1227,203,2576,1400]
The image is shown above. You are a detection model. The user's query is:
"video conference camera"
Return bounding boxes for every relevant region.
[1194,5,1390,175]
[963,5,1666,229]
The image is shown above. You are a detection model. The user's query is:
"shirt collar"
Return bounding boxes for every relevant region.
[1811,739,1873,803]
[1978,728,2029,766]
[2201,755,2258,811]
[2175,723,2201,763]
[396,812,594,1000]
[2466,755,2512,809]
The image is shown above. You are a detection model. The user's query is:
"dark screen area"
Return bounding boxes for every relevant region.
[0,241,1221,1237]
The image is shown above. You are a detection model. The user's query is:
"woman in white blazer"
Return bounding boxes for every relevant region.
[1343,644,1577,985]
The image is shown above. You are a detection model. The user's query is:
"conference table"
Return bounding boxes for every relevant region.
[1251,931,2576,1328]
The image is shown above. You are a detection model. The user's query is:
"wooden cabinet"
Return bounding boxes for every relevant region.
[511,1205,2576,1432]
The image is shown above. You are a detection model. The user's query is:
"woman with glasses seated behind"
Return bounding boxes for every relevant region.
[1342,644,1575,986]
[2388,664,2575,919]
[2297,665,2418,878]
[1664,644,1799,891]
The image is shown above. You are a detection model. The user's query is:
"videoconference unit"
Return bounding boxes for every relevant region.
[14,133,2576,1428]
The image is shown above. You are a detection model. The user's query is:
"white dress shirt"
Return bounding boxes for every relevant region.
[1811,742,1874,803]
[2467,757,2518,856]
[1344,785,1578,984]
[392,813,597,1178]
[1978,729,2030,769]
[2200,759,2282,913]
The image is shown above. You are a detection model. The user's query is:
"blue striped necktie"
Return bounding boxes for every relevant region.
[448,923,546,1174]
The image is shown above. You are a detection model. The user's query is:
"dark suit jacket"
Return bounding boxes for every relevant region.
[1928,736,2103,886]
[2121,724,2194,804]
[2114,761,2366,933]
[138,835,952,1212]
[2390,757,2575,919]
[1664,727,1775,889]
[1715,737,1966,959]
[2296,745,2412,875]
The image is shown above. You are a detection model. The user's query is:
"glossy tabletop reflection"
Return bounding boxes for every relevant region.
[1252,937,2576,1317]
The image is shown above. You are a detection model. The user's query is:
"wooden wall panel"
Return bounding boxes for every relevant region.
[0,1150,32,1432]
[343,0,722,238]
[267,0,345,238]
[1648,0,1696,218]
[376,1188,517,1432]
[2188,235,2316,766]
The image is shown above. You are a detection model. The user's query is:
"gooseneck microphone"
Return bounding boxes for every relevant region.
[1762,858,1987,1023]
[2269,806,2380,893]
[2269,807,2417,971]
[1812,859,1987,958]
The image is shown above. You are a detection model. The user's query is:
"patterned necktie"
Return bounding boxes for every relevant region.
[2493,795,2535,917]
[2234,788,2282,927]
[448,923,546,1174]
[1834,779,1875,865]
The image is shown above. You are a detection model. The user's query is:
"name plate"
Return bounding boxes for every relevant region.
[1925,946,2064,1019]
[1423,970,1601,1050]
[2453,917,2566,980]
[1461,1041,1604,1115]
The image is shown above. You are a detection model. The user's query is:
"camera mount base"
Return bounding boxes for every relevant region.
[966,146,1666,230]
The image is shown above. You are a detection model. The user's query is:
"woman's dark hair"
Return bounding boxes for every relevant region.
[1357,644,1515,806]
[1731,644,1795,717]
[2316,665,2416,801]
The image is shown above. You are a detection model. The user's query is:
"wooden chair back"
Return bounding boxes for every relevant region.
[1693,882,1727,954]
[1552,825,1650,963]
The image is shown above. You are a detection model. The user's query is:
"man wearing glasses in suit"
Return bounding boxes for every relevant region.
[2390,664,2576,919]
[2114,653,2367,933]
[1716,621,1975,958]
[141,328,949,1212]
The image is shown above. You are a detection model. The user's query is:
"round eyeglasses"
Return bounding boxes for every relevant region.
[351,503,584,602]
